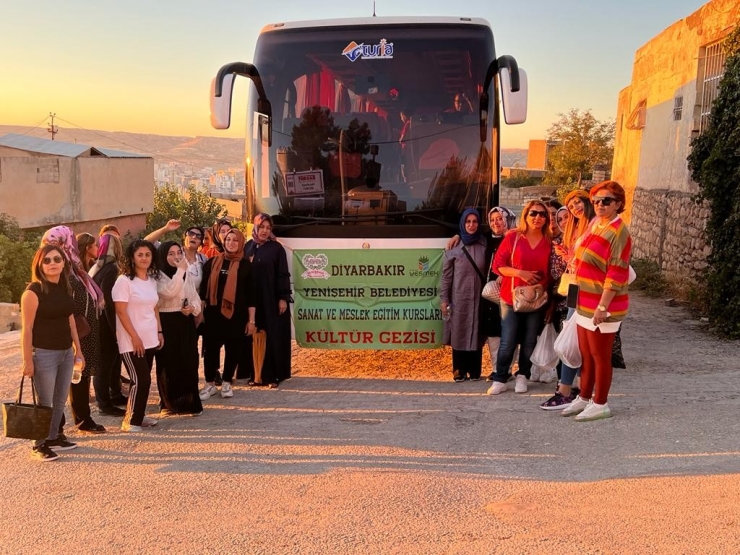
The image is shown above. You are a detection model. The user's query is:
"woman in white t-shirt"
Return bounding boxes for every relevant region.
[112,240,164,433]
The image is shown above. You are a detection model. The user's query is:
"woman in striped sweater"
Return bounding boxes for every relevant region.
[562,181,631,421]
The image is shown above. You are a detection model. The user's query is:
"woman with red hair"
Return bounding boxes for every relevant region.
[562,181,631,421]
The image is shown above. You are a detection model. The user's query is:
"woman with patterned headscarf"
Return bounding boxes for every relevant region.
[89,232,128,417]
[440,209,488,382]
[199,228,256,400]
[41,226,106,434]
[243,213,292,388]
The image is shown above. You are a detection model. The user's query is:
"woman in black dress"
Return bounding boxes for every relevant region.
[244,213,292,388]
[155,241,203,416]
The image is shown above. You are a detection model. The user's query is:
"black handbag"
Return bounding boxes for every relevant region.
[2,376,53,440]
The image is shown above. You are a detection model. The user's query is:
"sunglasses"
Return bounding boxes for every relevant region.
[186,230,203,239]
[592,197,617,206]
[527,210,548,218]
[42,255,64,265]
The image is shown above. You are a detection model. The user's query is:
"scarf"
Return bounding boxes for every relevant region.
[488,206,515,237]
[89,233,117,278]
[42,225,103,306]
[251,213,276,245]
[207,229,245,319]
[210,219,231,254]
[459,208,482,246]
[157,241,181,279]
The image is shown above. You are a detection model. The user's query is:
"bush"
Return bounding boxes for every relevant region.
[630,258,667,297]
[0,215,39,303]
[687,29,740,337]
[145,184,228,241]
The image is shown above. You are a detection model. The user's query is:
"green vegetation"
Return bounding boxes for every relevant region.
[501,168,541,189]
[630,258,667,297]
[687,28,740,337]
[543,109,615,192]
[0,215,42,303]
[145,184,228,241]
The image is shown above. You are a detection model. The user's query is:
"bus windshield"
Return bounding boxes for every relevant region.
[246,24,499,237]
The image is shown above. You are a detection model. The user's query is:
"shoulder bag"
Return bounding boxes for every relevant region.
[512,234,549,313]
[73,290,91,339]
[2,376,53,440]
[481,235,515,305]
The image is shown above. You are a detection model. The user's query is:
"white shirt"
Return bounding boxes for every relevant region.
[112,275,160,353]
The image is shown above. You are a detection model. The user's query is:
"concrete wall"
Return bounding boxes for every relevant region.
[612,0,739,278]
[0,153,153,230]
[500,185,558,212]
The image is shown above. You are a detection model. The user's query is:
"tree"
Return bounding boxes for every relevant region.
[0,214,40,303]
[145,184,228,239]
[687,28,740,337]
[543,109,615,193]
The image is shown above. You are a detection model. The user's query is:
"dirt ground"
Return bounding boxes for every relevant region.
[1,292,739,554]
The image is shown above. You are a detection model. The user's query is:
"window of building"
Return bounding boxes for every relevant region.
[673,96,683,121]
[698,41,727,133]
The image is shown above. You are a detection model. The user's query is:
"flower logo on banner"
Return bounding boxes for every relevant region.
[301,253,330,280]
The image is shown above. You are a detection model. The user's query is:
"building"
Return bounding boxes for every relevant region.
[612,0,739,280]
[0,134,154,236]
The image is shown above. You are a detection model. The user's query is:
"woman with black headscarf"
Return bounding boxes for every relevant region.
[243,213,292,388]
[440,209,488,382]
[155,241,203,416]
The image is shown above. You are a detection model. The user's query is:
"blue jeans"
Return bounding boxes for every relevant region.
[32,347,74,447]
[493,303,545,383]
[560,308,581,386]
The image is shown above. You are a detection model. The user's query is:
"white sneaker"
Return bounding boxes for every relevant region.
[575,401,613,422]
[562,396,589,417]
[529,366,541,382]
[487,381,507,395]
[199,384,217,400]
[121,422,143,433]
[514,374,528,393]
[538,368,557,384]
[141,416,158,427]
[221,382,234,398]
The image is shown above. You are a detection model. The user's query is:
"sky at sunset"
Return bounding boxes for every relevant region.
[1,0,708,149]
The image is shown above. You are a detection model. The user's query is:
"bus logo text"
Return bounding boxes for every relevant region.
[342,39,394,62]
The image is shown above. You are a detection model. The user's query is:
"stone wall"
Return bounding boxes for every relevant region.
[499,185,558,211]
[0,303,20,334]
[630,188,710,280]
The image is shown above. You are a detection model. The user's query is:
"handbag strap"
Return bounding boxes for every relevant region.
[16,376,39,406]
[461,245,486,286]
[510,233,520,296]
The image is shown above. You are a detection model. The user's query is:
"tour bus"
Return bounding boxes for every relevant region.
[210,16,527,350]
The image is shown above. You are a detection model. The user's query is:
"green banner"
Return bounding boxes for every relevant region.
[293,249,444,349]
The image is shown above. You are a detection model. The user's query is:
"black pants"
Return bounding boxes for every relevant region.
[94,350,125,408]
[452,349,483,380]
[69,377,92,424]
[121,349,155,426]
[203,333,243,383]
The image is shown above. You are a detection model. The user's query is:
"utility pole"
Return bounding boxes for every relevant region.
[47,112,58,140]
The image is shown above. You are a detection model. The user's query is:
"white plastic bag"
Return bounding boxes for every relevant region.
[554,313,582,368]
[530,323,558,369]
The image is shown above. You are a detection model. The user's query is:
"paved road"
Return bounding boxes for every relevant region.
[0,293,738,554]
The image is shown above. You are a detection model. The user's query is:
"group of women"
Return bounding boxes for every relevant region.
[440,180,632,422]
[19,215,292,461]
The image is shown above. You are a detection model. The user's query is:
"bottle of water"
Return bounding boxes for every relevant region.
[71,357,84,384]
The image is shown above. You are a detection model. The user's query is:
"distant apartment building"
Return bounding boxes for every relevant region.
[0,134,153,236]
[612,0,738,281]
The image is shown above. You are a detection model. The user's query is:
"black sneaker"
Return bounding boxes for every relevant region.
[32,444,60,462]
[78,419,106,434]
[45,438,78,451]
[214,373,223,386]
[99,405,126,417]
[485,374,495,382]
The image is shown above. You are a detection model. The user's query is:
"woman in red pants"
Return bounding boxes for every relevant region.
[562,181,631,421]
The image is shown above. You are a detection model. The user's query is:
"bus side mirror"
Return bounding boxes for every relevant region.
[499,67,528,125]
[210,74,236,129]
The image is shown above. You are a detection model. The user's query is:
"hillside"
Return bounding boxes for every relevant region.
[0,125,527,170]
